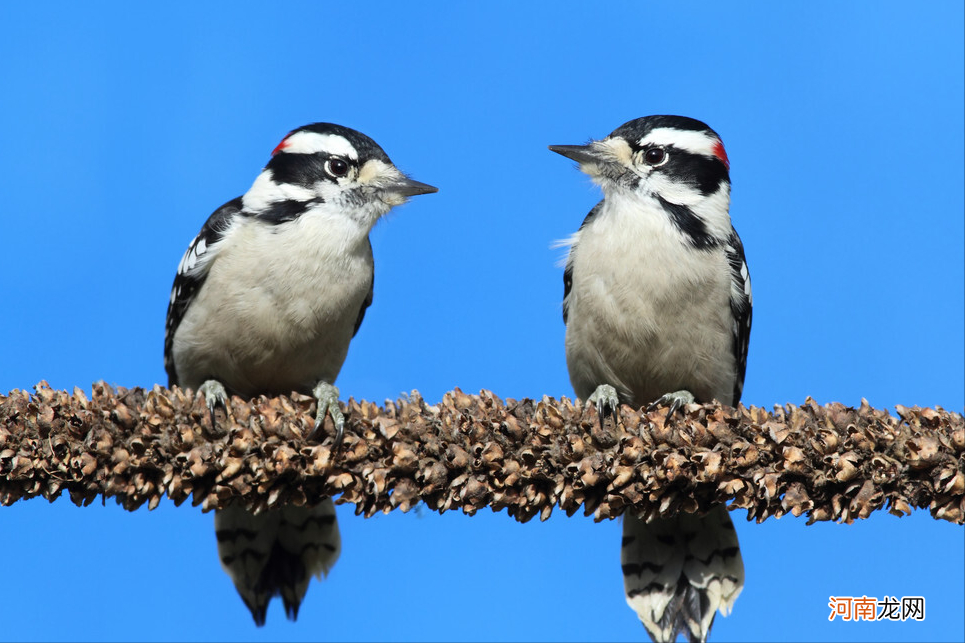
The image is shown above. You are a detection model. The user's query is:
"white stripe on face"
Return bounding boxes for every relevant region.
[635,128,720,159]
[242,170,316,211]
[279,132,359,159]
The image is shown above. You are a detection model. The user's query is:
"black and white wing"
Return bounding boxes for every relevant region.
[724,227,752,405]
[163,197,241,386]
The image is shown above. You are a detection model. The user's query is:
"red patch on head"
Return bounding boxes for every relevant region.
[712,140,730,170]
[271,138,289,156]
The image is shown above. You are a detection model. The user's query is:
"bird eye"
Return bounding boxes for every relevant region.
[326,158,350,178]
[644,147,668,166]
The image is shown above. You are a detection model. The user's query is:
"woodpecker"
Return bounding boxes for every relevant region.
[164,122,437,625]
[550,115,751,643]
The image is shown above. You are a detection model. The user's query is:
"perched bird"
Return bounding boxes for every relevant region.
[164,122,437,625]
[550,115,751,643]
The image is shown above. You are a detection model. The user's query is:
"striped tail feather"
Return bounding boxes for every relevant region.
[622,505,744,643]
[214,498,341,626]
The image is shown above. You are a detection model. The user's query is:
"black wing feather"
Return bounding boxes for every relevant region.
[163,197,242,386]
[562,201,603,325]
[724,227,752,405]
[352,238,374,337]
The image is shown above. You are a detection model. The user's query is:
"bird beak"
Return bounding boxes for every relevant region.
[384,177,439,198]
[547,144,604,165]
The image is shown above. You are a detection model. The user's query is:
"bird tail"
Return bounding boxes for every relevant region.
[214,498,341,626]
[621,505,743,643]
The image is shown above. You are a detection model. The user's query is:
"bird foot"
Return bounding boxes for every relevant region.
[198,379,228,433]
[310,381,345,449]
[587,383,621,424]
[647,389,696,418]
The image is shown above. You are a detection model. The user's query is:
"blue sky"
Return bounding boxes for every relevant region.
[1,3,962,642]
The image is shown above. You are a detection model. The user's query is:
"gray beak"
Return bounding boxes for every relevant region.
[387,177,438,197]
[548,144,604,165]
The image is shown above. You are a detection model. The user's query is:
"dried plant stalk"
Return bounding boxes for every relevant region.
[1,381,962,525]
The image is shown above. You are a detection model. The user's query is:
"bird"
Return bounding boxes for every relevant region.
[163,122,437,625]
[550,115,751,643]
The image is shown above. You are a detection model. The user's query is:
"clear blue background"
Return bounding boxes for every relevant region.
[1,3,962,642]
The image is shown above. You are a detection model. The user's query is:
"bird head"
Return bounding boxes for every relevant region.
[243,122,437,227]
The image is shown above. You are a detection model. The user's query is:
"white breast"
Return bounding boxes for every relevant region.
[564,195,737,406]
[173,206,372,396]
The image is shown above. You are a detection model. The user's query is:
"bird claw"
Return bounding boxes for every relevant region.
[198,379,228,434]
[647,389,696,420]
[310,381,345,450]
[587,383,621,426]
